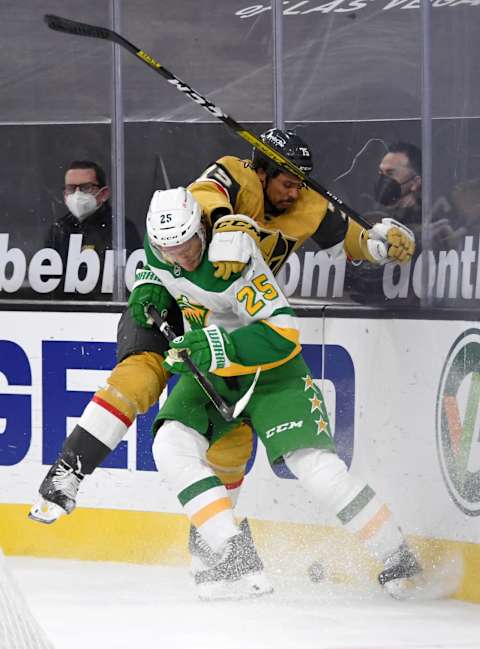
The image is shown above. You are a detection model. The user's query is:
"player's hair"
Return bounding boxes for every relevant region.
[67,160,107,187]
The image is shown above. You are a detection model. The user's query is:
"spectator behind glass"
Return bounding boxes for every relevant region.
[373,141,422,232]
[45,160,142,300]
[347,141,469,306]
[373,142,465,252]
[345,142,423,306]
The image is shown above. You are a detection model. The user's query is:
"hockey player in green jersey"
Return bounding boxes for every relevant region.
[30,130,416,598]
[142,186,420,601]
[30,130,415,524]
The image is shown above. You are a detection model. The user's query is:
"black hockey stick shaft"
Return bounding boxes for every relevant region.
[43,13,370,230]
[146,304,236,422]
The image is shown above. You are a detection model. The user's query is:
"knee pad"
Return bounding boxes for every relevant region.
[284,448,365,514]
[206,422,254,485]
[153,420,210,492]
[102,351,169,417]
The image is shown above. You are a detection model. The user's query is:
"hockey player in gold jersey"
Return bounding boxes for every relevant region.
[29,130,415,592]
[191,130,413,279]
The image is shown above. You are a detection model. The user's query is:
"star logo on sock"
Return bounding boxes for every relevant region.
[315,417,329,435]
[309,394,322,413]
[302,374,315,391]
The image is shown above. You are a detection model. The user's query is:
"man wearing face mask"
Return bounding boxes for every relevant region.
[373,141,422,230]
[45,160,141,299]
[343,142,422,306]
[373,142,465,253]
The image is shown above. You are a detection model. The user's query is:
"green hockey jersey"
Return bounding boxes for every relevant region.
[141,239,301,377]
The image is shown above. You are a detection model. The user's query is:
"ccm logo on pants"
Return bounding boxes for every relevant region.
[266,420,304,438]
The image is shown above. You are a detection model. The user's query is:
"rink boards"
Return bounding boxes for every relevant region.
[0,310,479,601]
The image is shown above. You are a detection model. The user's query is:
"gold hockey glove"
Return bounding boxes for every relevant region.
[361,218,415,264]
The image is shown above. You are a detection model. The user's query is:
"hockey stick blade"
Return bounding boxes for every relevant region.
[232,367,261,419]
[44,14,117,41]
[146,305,257,422]
[43,14,370,229]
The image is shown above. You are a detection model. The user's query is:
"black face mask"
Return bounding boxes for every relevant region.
[374,173,418,206]
[374,175,402,206]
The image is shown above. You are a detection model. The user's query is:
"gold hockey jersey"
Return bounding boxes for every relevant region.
[188,155,369,275]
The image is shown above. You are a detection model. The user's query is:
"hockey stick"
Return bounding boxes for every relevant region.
[43,13,370,230]
[146,305,260,422]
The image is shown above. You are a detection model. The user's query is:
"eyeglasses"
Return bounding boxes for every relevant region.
[64,183,100,195]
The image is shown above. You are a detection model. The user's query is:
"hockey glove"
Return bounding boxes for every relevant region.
[209,215,261,280]
[128,265,170,328]
[164,325,236,375]
[213,260,247,281]
[361,218,415,265]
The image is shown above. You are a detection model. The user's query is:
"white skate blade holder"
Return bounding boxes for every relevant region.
[28,498,68,524]
[383,553,463,601]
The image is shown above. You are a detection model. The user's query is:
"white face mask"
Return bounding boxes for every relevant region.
[65,190,100,222]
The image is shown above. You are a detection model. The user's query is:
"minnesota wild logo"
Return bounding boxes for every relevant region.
[436,329,480,516]
[177,295,209,329]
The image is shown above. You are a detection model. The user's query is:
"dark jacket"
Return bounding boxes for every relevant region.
[45,201,142,299]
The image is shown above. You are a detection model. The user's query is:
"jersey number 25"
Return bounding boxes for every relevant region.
[236,274,278,316]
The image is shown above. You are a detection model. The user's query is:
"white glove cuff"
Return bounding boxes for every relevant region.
[208,231,258,264]
[204,325,231,371]
[369,218,415,243]
[366,239,388,264]
[132,266,163,290]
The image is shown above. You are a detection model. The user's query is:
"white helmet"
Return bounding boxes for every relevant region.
[146,187,204,249]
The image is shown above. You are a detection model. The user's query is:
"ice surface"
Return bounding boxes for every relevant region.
[6,556,480,649]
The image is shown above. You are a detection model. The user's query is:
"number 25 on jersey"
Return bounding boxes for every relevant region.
[236,273,279,316]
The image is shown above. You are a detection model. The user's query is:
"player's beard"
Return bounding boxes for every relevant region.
[263,178,296,216]
[264,194,288,218]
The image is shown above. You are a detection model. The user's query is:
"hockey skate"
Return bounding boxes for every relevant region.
[190,518,273,601]
[378,543,422,599]
[29,457,84,524]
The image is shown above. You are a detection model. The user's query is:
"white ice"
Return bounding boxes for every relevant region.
[7,555,480,649]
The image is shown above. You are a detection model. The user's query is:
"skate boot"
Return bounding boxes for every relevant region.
[190,518,273,601]
[378,543,422,599]
[29,456,84,524]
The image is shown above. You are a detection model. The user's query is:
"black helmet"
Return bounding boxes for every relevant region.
[251,128,313,176]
